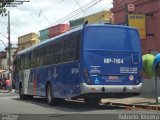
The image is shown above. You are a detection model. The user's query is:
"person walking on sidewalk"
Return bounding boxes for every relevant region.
[5,78,11,92]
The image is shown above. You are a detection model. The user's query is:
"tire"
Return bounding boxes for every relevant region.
[19,84,33,100]
[84,97,101,106]
[46,83,55,106]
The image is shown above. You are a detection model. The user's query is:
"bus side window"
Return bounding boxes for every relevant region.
[37,48,42,67]
[75,35,80,60]
[24,53,29,69]
[31,50,37,68]
[52,43,55,64]
[39,48,44,66]
[45,45,53,65]
[54,41,62,64]
[20,55,25,70]
[17,57,20,70]
[63,36,76,62]
[28,52,31,68]
[37,49,40,66]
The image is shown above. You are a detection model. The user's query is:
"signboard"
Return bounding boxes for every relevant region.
[128,14,146,40]
[127,4,135,12]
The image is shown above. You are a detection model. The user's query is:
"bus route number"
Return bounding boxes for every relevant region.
[104,58,124,64]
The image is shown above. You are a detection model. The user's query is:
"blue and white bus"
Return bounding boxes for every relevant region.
[14,24,143,105]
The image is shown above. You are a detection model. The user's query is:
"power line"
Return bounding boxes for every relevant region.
[38,0,65,27]
[65,0,104,22]
[50,0,65,9]
[86,1,112,13]
[51,0,98,25]
[0,31,8,39]
[0,20,20,36]
[73,0,88,16]
[52,0,103,25]
[39,8,52,26]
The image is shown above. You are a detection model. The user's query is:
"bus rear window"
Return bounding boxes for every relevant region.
[84,27,141,52]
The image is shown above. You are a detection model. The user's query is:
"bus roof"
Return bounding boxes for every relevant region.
[17,24,138,56]
[17,26,83,56]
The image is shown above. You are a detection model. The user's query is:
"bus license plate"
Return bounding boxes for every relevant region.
[109,76,119,80]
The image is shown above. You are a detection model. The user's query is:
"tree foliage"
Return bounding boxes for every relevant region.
[0,8,7,16]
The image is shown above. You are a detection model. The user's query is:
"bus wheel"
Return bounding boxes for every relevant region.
[46,84,55,106]
[19,84,33,100]
[84,97,101,106]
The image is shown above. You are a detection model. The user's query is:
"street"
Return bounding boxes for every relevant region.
[0,94,160,120]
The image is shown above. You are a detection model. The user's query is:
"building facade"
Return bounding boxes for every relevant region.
[69,10,113,29]
[111,0,160,54]
[0,51,6,70]
[39,24,70,43]
[0,46,17,78]
[18,32,40,51]
[39,28,49,42]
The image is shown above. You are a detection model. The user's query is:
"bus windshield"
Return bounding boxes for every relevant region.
[84,26,141,52]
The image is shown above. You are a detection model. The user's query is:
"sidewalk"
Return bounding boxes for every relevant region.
[101,95,160,109]
[0,89,17,96]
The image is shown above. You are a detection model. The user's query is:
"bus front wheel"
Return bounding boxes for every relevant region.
[19,84,33,100]
[46,84,56,106]
[84,97,101,106]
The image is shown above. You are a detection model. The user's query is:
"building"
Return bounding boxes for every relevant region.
[111,0,160,55]
[39,28,49,42]
[0,46,17,78]
[0,51,7,71]
[18,32,40,51]
[39,24,70,42]
[69,10,113,29]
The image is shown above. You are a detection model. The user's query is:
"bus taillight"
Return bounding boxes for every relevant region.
[84,69,89,77]
[83,69,91,84]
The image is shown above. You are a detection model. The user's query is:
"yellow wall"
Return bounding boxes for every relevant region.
[84,10,112,24]
[128,14,146,40]
[18,32,40,51]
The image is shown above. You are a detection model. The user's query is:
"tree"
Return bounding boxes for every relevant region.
[0,7,7,16]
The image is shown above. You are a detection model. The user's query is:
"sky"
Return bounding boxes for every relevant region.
[0,0,113,51]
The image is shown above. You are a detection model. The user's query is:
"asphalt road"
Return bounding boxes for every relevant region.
[0,94,160,120]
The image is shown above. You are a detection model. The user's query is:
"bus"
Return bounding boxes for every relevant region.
[14,24,143,105]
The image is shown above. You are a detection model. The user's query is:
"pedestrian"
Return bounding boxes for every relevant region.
[5,78,11,91]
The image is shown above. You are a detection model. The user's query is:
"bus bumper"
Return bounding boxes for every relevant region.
[80,83,142,94]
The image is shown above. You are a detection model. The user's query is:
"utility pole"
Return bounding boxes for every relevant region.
[8,11,11,79]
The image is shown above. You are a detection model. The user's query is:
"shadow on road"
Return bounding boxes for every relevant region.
[12,96,126,112]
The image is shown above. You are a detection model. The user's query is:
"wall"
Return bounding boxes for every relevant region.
[69,10,113,29]
[141,78,160,96]
[39,28,49,42]
[111,0,160,54]
[18,32,40,51]
[48,24,70,38]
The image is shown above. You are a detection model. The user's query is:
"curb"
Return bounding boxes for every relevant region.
[104,102,160,111]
